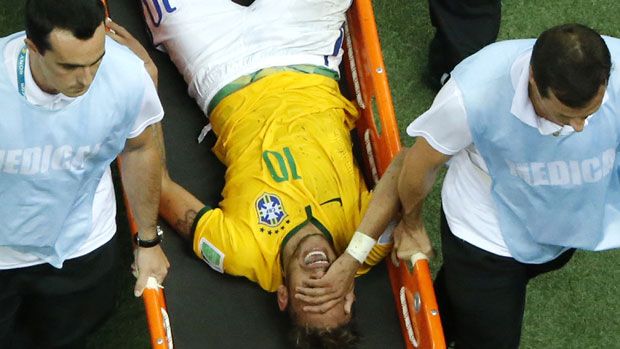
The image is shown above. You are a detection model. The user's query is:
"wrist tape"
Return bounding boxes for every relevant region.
[345,231,377,264]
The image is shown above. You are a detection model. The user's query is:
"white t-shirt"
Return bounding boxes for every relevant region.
[406,50,607,257]
[142,0,350,115]
[0,35,164,268]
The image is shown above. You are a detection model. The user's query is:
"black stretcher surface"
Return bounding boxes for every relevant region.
[109,1,404,347]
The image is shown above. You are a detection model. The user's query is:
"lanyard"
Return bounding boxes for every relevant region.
[16,45,27,96]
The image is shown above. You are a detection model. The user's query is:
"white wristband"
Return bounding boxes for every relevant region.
[345,231,377,264]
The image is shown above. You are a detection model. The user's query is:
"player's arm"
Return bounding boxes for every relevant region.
[295,140,450,312]
[330,151,406,270]
[356,151,406,239]
[295,152,406,312]
[299,80,465,312]
[159,170,205,241]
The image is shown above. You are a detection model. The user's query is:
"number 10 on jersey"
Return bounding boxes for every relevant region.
[263,147,302,183]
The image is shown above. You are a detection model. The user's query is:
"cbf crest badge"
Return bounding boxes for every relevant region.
[256,193,287,227]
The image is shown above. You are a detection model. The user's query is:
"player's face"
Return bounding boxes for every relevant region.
[28,24,106,97]
[529,75,606,132]
[283,233,351,328]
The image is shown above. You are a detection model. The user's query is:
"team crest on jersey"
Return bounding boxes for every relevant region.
[256,193,287,227]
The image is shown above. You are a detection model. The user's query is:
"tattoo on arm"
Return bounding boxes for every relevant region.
[175,209,197,241]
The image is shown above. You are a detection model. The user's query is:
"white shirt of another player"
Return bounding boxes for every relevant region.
[142,0,349,116]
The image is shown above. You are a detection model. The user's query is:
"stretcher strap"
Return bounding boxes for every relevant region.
[345,20,366,110]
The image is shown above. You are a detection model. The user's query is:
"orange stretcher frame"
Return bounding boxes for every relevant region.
[111,0,445,347]
[344,1,446,348]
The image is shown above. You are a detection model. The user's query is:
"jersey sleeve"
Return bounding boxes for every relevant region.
[191,206,233,274]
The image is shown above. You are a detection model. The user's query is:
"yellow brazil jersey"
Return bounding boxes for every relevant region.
[192,71,390,292]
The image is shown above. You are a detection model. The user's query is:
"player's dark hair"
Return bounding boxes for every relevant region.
[289,321,359,349]
[25,0,105,54]
[287,307,360,349]
[531,23,611,108]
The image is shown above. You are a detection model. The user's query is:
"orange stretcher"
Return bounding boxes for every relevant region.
[113,0,445,347]
[344,1,445,348]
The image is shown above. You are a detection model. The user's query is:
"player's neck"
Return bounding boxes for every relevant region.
[280,223,328,270]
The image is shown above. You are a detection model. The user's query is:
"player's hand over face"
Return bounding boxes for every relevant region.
[294,253,359,314]
[392,219,435,264]
[132,245,170,297]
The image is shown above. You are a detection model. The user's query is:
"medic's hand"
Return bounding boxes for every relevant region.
[132,245,170,297]
[392,219,435,264]
[294,252,359,314]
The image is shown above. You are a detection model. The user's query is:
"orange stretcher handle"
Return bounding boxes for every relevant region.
[388,256,445,349]
[344,0,446,347]
[143,277,173,348]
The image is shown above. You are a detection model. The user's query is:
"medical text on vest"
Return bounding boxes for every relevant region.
[0,144,102,175]
[505,148,615,186]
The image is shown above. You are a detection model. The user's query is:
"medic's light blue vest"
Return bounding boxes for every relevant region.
[0,33,146,268]
[452,37,620,263]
